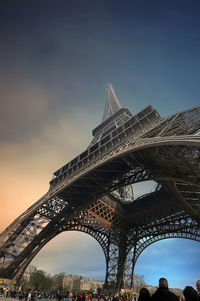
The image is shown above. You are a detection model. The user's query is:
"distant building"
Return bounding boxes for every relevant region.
[63,275,103,292]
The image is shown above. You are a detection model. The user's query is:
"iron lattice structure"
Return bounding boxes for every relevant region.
[0,83,200,290]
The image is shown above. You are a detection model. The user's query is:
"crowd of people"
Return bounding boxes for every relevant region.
[138,278,200,301]
[0,278,200,301]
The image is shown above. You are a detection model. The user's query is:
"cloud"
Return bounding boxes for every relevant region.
[132,181,157,199]
[0,76,51,143]
[0,100,94,232]
[31,232,106,279]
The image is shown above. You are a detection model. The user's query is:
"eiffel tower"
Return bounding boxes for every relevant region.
[0,84,200,290]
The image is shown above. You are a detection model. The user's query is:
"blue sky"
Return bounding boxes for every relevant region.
[0,0,200,290]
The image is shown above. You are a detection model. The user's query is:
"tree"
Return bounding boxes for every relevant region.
[29,270,53,292]
[133,274,146,292]
[52,272,66,291]
[124,273,146,293]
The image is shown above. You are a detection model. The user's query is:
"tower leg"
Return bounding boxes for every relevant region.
[103,241,119,290]
[115,228,129,292]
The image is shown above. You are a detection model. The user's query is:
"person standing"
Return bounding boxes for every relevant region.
[152,278,179,301]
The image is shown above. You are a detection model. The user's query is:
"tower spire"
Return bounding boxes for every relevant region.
[101,83,122,122]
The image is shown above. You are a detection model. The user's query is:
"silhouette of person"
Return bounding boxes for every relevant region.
[138,287,151,301]
[151,277,179,301]
[183,286,199,301]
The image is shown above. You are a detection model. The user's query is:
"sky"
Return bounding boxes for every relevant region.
[0,0,200,290]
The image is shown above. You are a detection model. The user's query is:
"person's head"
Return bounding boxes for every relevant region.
[139,288,150,296]
[183,286,199,301]
[159,278,168,288]
[138,288,150,301]
[196,280,200,293]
